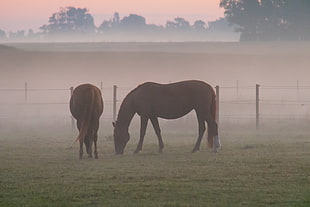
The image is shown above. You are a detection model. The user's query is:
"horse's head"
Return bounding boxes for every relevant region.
[113,121,130,154]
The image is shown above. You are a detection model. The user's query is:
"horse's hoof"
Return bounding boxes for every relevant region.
[191,148,198,153]
[213,136,221,149]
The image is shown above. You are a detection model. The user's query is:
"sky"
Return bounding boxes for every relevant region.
[0,0,224,32]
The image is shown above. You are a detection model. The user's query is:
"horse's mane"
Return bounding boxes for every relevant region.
[124,82,153,100]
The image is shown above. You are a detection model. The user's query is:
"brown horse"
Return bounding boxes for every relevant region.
[70,84,104,159]
[113,80,220,154]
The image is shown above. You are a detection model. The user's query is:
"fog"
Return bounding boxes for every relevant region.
[1,42,310,141]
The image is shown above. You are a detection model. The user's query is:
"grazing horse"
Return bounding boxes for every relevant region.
[113,80,220,154]
[70,84,103,159]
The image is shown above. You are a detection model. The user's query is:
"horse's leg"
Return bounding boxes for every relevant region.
[88,138,93,158]
[84,135,92,158]
[134,116,148,154]
[94,132,99,159]
[79,139,83,159]
[192,114,206,153]
[93,119,99,159]
[150,117,164,153]
[77,120,83,159]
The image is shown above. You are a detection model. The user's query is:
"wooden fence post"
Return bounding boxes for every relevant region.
[215,85,220,124]
[236,80,239,97]
[256,84,260,130]
[70,86,75,129]
[24,82,28,103]
[297,80,299,91]
[113,85,117,121]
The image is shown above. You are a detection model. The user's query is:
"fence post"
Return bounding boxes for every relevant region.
[215,85,220,124]
[24,82,28,103]
[113,85,117,121]
[236,80,239,97]
[256,84,260,130]
[297,80,299,91]
[70,86,75,129]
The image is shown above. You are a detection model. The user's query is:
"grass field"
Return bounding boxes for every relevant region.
[0,124,309,207]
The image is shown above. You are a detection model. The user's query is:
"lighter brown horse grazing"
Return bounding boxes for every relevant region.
[113,80,221,155]
[70,84,103,159]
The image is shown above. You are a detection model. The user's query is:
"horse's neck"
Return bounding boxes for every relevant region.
[117,98,135,129]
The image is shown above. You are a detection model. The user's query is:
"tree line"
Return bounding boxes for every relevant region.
[1,1,309,42]
[0,7,236,42]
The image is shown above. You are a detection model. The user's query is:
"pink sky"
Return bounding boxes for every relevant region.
[0,0,224,32]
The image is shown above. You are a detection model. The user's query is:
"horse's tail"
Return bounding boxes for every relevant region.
[211,91,216,123]
[207,89,217,148]
[74,89,96,144]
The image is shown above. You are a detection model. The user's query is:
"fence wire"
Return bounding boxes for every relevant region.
[0,83,310,126]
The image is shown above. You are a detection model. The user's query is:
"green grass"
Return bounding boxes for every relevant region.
[0,125,309,207]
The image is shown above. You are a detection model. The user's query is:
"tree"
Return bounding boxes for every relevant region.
[112,12,120,26]
[220,0,261,41]
[166,17,191,31]
[27,29,42,40]
[220,0,310,41]
[98,20,112,32]
[119,14,146,30]
[192,20,207,31]
[98,12,120,32]
[283,0,310,40]
[40,7,95,36]
[9,30,25,41]
[98,12,165,40]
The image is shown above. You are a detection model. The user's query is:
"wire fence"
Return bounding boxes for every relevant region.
[1,82,310,130]
[218,83,310,130]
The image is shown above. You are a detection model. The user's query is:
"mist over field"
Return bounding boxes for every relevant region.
[2,42,310,86]
[1,42,310,130]
[0,41,309,148]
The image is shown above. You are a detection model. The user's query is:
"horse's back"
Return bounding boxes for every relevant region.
[136,80,214,100]
[70,84,103,120]
[132,80,215,119]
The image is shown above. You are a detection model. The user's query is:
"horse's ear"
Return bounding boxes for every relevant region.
[112,122,116,127]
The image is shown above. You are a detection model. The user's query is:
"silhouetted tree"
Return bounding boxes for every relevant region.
[192,20,207,31]
[9,30,25,40]
[98,12,120,32]
[166,17,191,31]
[120,14,146,30]
[283,0,310,40]
[220,0,261,41]
[27,29,42,40]
[98,20,112,32]
[112,12,120,26]
[220,0,310,41]
[40,7,95,36]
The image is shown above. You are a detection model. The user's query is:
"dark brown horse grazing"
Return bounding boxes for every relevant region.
[113,80,221,154]
[70,84,104,159]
